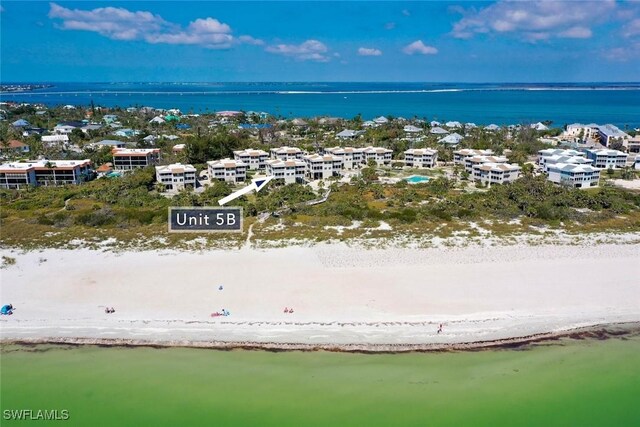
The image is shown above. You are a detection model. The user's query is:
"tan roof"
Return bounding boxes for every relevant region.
[3,140,28,149]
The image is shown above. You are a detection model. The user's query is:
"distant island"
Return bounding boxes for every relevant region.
[0,83,54,93]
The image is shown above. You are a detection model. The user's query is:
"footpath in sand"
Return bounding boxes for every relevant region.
[1,241,639,350]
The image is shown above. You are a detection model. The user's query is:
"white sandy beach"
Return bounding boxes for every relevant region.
[1,241,639,349]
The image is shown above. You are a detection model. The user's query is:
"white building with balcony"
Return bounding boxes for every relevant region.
[207,159,247,183]
[233,149,269,170]
[539,155,593,172]
[464,155,509,173]
[304,154,343,180]
[265,159,306,184]
[453,149,494,166]
[324,146,364,169]
[471,162,521,185]
[547,163,600,188]
[270,146,304,160]
[584,148,628,169]
[362,146,393,166]
[155,163,197,191]
[404,148,438,168]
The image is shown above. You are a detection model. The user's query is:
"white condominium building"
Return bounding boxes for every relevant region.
[112,148,161,170]
[464,155,508,173]
[472,162,521,185]
[324,146,364,169]
[547,163,600,188]
[539,155,593,172]
[207,159,248,183]
[233,149,269,170]
[303,154,343,180]
[265,159,306,184]
[0,159,92,189]
[155,163,197,191]
[584,149,628,169]
[404,148,438,168]
[362,146,393,166]
[270,146,304,160]
[537,148,585,164]
[453,149,494,165]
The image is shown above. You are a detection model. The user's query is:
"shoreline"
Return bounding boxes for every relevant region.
[3,322,639,353]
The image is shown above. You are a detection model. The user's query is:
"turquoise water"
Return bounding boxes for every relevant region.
[2,336,640,427]
[1,82,639,126]
[406,175,431,183]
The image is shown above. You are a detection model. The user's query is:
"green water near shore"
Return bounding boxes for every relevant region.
[2,337,640,426]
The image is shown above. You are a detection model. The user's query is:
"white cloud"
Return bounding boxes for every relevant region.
[358,47,382,56]
[48,2,259,49]
[622,18,640,38]
[265,39,330,62]
[402,9,410,17]
[238,35,265,46]
[402,40,438,55]
[385,22,396,30]
[559,26,592,39]
[602,42,640,61]
[451,0,616,41]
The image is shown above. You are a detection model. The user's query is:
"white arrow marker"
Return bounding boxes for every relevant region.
[218,176,274,206]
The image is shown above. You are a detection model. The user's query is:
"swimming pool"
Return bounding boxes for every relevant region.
[405,175,430,184]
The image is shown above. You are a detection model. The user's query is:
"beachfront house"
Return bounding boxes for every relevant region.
[233,149,269,170]
[584,148,628,169]
[453,149,494,166]
[270,146,304,161]
[324,147,364,169]
[471,162,521,185]
[155,163,197,191]
[546,163,600,188]
[404,148,438,168]
[303,154,343,180]
[0,159,92,189]
[207,159,247,183]
[373,116,389,125]
[484,124,500,131]
[265,159,306,184]
[445,121,462,129]
[112,148,161,170]
[362,146,393,167]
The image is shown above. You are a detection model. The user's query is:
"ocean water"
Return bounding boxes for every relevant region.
[1,82,639,127]
[2,337,639,427]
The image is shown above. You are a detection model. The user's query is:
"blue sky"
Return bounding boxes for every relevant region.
[1,1,639,82]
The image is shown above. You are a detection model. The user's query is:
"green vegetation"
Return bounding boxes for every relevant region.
[1,256,16,268]
[2,169,639,249]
